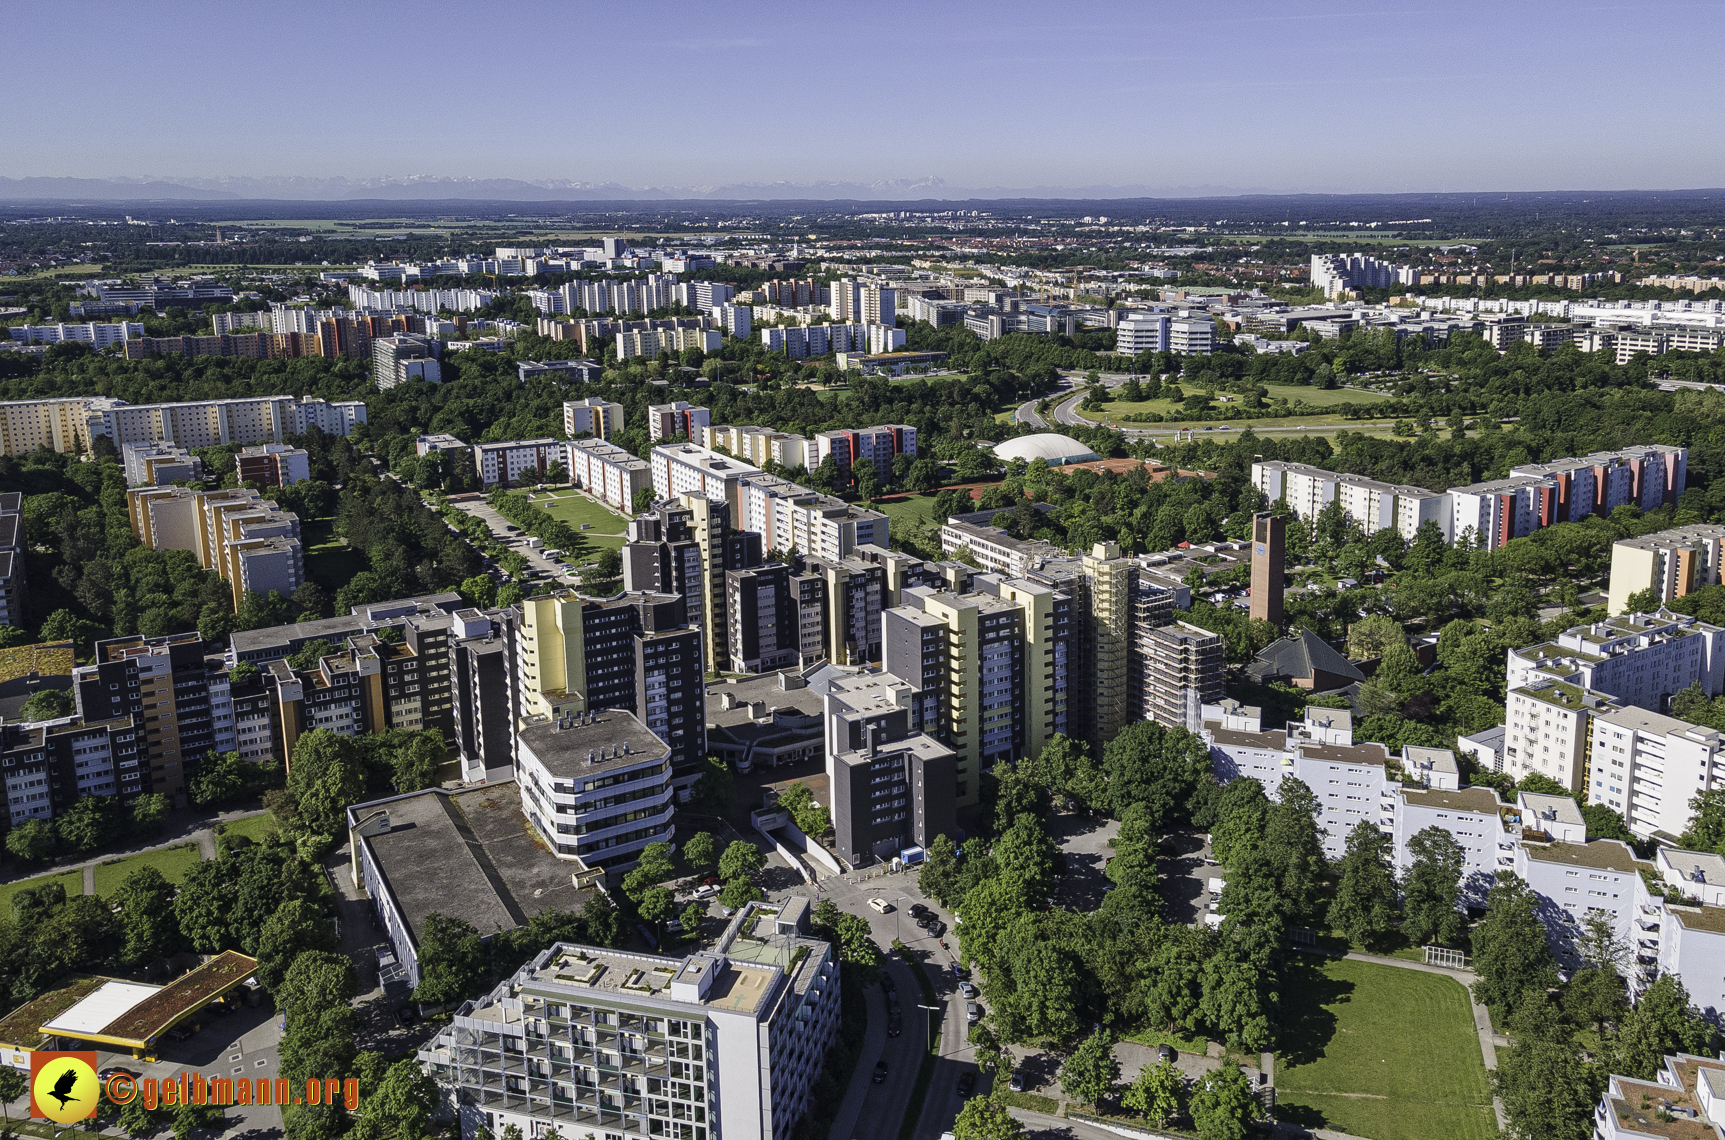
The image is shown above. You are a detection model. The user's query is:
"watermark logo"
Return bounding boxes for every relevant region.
[31,1051,99,1124]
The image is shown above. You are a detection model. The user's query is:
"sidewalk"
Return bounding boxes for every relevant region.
[0,805,270,895]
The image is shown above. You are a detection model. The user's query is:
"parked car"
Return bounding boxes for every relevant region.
[695,884,719,900]
[887,1014,902,1038]
[1157,1044,1176,1064]
[957,1072,975,1096]
[966,1002,982,1024]
[1009,1072,1025,1092]
[166,1025,197,1041]
[925,920,946,938]
[959,981,977,999]
[910,903,931,920]
[873,1061,889,1084]
[867,897,892,914]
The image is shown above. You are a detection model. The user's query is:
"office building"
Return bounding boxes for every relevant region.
[0,493,22,629]
[1249,512,1285,625]
[648,402,711,443]
[418,903,839,1140]
[120,443,202,487]
[1507,612,1725,710]
[521,359,603,385]
[705,671,827,774]
[622,498,761,680]
[236,443,310,488]
[374,334,442,389]
[511,590,706,792]
[416,433,467,456]
[563,397,624,440]
[515,708,675,869]
[72,632,233,805]
[1607,523,1725,614]
[1588,705,1725,840]
[474,439,562,488]
[882,575,1075,808]
[1115,312,1170,354]
[566,438,653,513]
[726,564,798,674]
[825,671,958,866]
[1168,314,1216,355]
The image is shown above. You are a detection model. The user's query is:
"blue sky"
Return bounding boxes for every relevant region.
[11,0,1725,194]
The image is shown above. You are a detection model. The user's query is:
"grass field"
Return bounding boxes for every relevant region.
[1075,381,1390,424]
[1275,958,1494,1140]
[874,494,948,548]
[220,812,279,844]
[92,842,203,897]
[302,517,364,593]
[513,490,628,552]
[0,871,85,908]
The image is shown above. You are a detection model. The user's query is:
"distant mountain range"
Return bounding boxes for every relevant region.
[0,173,1268,202]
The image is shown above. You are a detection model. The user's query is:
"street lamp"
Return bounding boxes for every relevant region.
[895,895,909,945]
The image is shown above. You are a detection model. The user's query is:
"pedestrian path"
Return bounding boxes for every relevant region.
[0,806,269,896]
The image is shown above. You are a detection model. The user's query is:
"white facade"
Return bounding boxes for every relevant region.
[566,439,652,513]
[7,321,143,348]
[563,397,624,440]
[1507,612,1725,709]
[1168,315,1215,355]
[760,323,869,359]
[1588,705,1725,840]
[710,303,752,339]
[651,443,762,515]
[867,323,906,354]
[474,439,561,488]
[1448,477,1547,548]
[1503,680,1615,793]
[1116,313,1169,355]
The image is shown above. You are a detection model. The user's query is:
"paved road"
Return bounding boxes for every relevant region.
[446,496,580,582]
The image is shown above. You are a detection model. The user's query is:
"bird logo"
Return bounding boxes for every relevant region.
[30,1052,98,1124]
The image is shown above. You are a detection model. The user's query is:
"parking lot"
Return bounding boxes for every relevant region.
[445,495,580,582]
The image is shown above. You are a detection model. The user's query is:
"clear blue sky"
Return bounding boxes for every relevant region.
[12,0,1724,194]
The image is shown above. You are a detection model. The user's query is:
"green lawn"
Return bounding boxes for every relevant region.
[515,491,629,550]
[1075,381,1391,427]
[219,812,279,845]
[1275,958,1494,1140]
[873,494,947,546]
[0,870,85,908]
[302,517,364,593]
[92,842,203,897]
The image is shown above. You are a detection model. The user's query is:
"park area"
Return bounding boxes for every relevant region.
[517,489,630,550]
[1072,381,1393,429]
[1274,957,1495,1140]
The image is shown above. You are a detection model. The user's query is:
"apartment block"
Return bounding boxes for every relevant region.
[882,575,1074,808]
[511,590,706,792]
[648,402,712,443]
[824,671,958,866]
[521,360,602,385]
[0,493,22,630]
[418,905,839,1140]
[449,608,515,783]
[1588,705,1725,840]
[121,442,202,486]
[759,324,869,359]
[622,497,762,678]
[651,444,761,517]
[1507,612,1725,710]
[804,556,887,666]
[6,321,143,348]
[515,708,675,869]
[474,439,561,488]
[615,326,720,361]
[416,434,466,456]
[566,438,652,513]
[1449,476,1549,548]
[726,564,798,674]
[735,475,889,562]
[1132,617,1225,731]
[814,426,916,476]
[2,394,364,455]
[1503,677,1618,794]
[236,443,310,488]
[373,334,442,389]
[0,714,142,823]
[710,303,752,339]
[563,397,624,440]
[72,632,233,804]
[1607,523,1725,614]
[126,485,304,608]
[699,425,817,472]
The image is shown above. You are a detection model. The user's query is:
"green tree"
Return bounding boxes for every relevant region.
[1611,974,1715,1079]
[130,792,172,837]
[583,892,620,947]
[18,688,74,720]
[190,750,251,808]
[276,950,357,1018]
[6,817,54,862]
[287,729,367,836]
[1058,1029,1120,1107]
[1471,872,1557,1017]
[682,831,717,873]
[639,887,677,940]
[718,839,766,883]
[1101,722,1209,828]
[255,898,339,995]
[414,913,486,1004]
[1495,996,1599,1140]
[1402,826,1467,946]
[718,877,761,910]
[1346,612,1405,658]
[347,1057,440,1140]
[580,548,624,593]
[1210,778,1271,868]
[458,573,497,609]
[1122,1061,1181,1128]
[0,1067,25,1127]
[952,1095,1025,1140]
[1188,1064,1255,1140]
[919,832,959,905]
[112,864,183,967]
[55,794,122,853]
[691,755,733,814]
[391,730,445,793]
[1329,821,1399,949]
[992,813,1059,898]
[622,842,677,901]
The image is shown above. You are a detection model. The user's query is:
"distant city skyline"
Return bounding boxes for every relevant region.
[10,0,1725,196]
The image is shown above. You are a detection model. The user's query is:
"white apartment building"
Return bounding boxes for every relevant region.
[648,402,711,442]
[1503,678,1619,793]
[1588,705,1725,840]
[814,427,916,475]
[6,321,143,348]
[416,433,466,456]
[710,303,752,339]
[0,394,364,456]
[867,323,907,354]
[474,439,562,488]
[1251,461,1448,541]
[615,327,720,361]
[563,397,624,441]
[1607,523,1725,615]
[860,286,897,327]
[1507,612,1725,710]
[419,903,839,1140]
[515,709,675,867]
[1514,838,1645,972]
[651,443,762,516]
[565,439,652,513]
[759,324,869,359]
[701,426,817,472]
[736,475,888,562]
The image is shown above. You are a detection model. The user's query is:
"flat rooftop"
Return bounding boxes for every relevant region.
[1522,839,1641,873]
[517,709,670,780]
[1399,785,1504,814]
[354,782,595,952]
